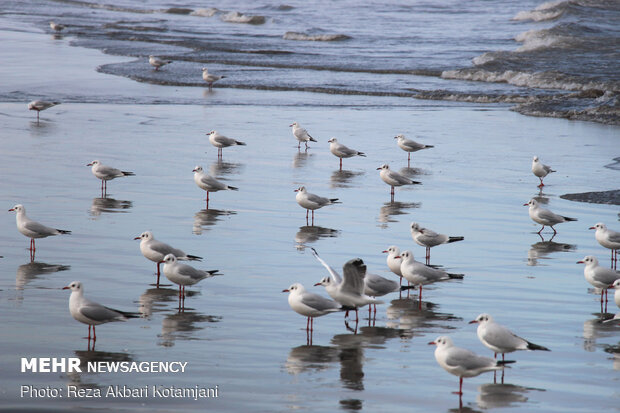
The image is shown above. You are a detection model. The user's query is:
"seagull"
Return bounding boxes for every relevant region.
[382,246,404,286]
[577,255,620,310]
[590,223,620,269]
[149,55,172,71]
[295,186,340,225]
[290,122,317,150]
[63,281,139,342]
[206,130,246,158]
[28,100,60,122]
[410,222,464,264]
[531,156,555,187]
[202,67,225,90]
[377,164,421,202]
[327,138,365,170]
[398,250,463,301]
[364,272,414,316]
[429,336,514,396]
[193,165,238,209]
[469,313,550,362]
[524,199,576,235]
[394,134,433,165]
[8,204,70,254]
[87,160,135,193]
[49,21,65,32]
[609,279,620,312]
[162,254,220,299]
[311,250,382,320]
[283,283,343,331]
[134,231,202,286]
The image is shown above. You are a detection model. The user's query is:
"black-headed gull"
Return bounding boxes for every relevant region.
[410,222,464,264]
[49,21,65,32]
[134,231,202,286]
[28,100,60,122]
[87,160,134,193]
[63,281,139,342]
[590,223,620,269]
[193,165,238,209]
[290,122,317,150]
[429,336,514,396]
[295,186,340,225]
[327,138,365,170]
[524,199,576,235]
[469,313,550,361]
[206,130,246,158]
[377,164,421,202]
[531,156,555,187]
[162,254,220,300]
[577,255,620,310]
[9,204,70,254]
[149,55,172,71]
[283,282,343,331]
[382,246,404,286]
[202,67,225,90]
[395,134,433,165]
[398,250,463,301]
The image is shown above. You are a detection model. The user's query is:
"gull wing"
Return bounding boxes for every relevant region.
[311,248,342,283]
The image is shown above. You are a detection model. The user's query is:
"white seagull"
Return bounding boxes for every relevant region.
[283,283,343,331]
[398,250,463,301]
[50,21,65,32]
[8,204,70,253]
[149,55,172,71]
[290,122,317,149]
[524,198,577,235]
[327,138,365,170]
[202,67,225,90]
[469,313,550,361]
[295,186,340,225]
[377,164,421,201]
[382,245,404,286]
[395,134,434,164]
[609,279,620,312]
[410,222,464,264]
[531,156,555,187]
[590,223,620,269]
[577,255,620,308]
[429,336,514,396]
[134,231,202,285]
[162,254,220,299]
[63,281,139,342]
[193,165,238,208]
[87,160,135,193]
[28,100,60,122]
[206,130,246,158]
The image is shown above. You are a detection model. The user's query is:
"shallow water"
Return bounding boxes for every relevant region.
[1,20,620,413]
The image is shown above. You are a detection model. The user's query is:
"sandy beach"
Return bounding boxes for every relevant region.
[1,17,619,413]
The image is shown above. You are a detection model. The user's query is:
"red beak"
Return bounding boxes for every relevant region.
[86,163,93,166]
[133,236,141,240]
[523,203,529,206]
[576,260,584,264]
[609,284,616,288]
[8,208,15,212]
[294,189,299,192]
[62,286,70,290]
[468,320,478,324]
[588,226,596,230]
[428,341,436,345]
[382,250,388,253]
[394,256,401,259]
[282,289,290,293]
[376,167,382,170]
[313,282,322,286]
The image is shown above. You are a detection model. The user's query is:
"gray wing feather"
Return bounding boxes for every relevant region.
[311,248,342,283]
[200,175,227,190]
[446,348,494,370]
[80,304,125,322]
[177,263,208,280]
[306,192,330,205]
[340,261,365,295]
[23,220,58,236]
[301,293,340,312]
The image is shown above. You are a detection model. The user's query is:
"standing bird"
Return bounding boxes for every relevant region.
[193,165,238,209]
[283,283,343,332]
[149,55,172,71]
[9,204,70,256]
[162,254,220,301]
[327,138,365,170]
[524,199,577,235]
[531,156,555,187]
[429,336,514,396]
[590,223,620,269]
[577,255,620,311]
[63,281,139,343]
[206,130,246,158]
[395,134,434,166]
[295,186,340,225]
[202,67,225,90]
[28,100,60,122]
[398,250,463,301]
[134,231,202,286]
[469,313,550,362]
[49,21,65,32]
[383,246,404,286]
[410,222,464,265]
[87,160,135,194]
[290,122,317,150]
[377,164,421,202]
[609,279,620,312]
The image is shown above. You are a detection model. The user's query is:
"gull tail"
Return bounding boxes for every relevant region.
[122,171,136,176]
[448,236,464,243]
[329,198,341,204]
[526,341,550,351]
[227,185,239,191]
[447,273,464,279]
[357,152,366,157]
[497,360,516,367]
[108,308,141,319]
[235,140,247,146]
[410,180,422,185]
[187,254,203,261]
[424,145,435,149]
[57,229,71,235]
[400,285,416,291]
[207,270,221,276]
[309,137,317,142]
[562,216,577,222]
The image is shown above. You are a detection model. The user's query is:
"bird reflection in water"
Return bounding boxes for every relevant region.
[378,201,420,228]
[193,209,236,234]
[476,383,543,410]
[292,151,313,168]
[330,169,364,189]
[16,261,70,290]
[583,315,618,352]
[90,197,132,217]
[385,297,460,338]
[209,160,243,177]
[295,226,340,250]
[527,238,575,266]
[158,310,221,347]
[139,287,198,318]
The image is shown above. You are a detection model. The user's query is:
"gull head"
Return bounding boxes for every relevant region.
[524,199,538,207]
[410,222,421,233]
[163,254,177,264]
[382,245,400,255]
[327,138,337,143]
[206,130,216,136]
[314,277,332,287]
[201,67,208,72]
[193,165,203,173]
[397,250,414,262]
[134,231,153,241]
[8,204,25,213]
[589,222,606,231]
[62,280,83,292]
[469,313,493,325]
[577,255,598,266]
[610,279,620,289]
[87,160,100,167]
[294,186,306,193]
[376,164,390,171]
[394,134,405,140]
[533,156,539,162]
[282,282,304,293]
[289,121,299,127]
[428,335,453,348]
